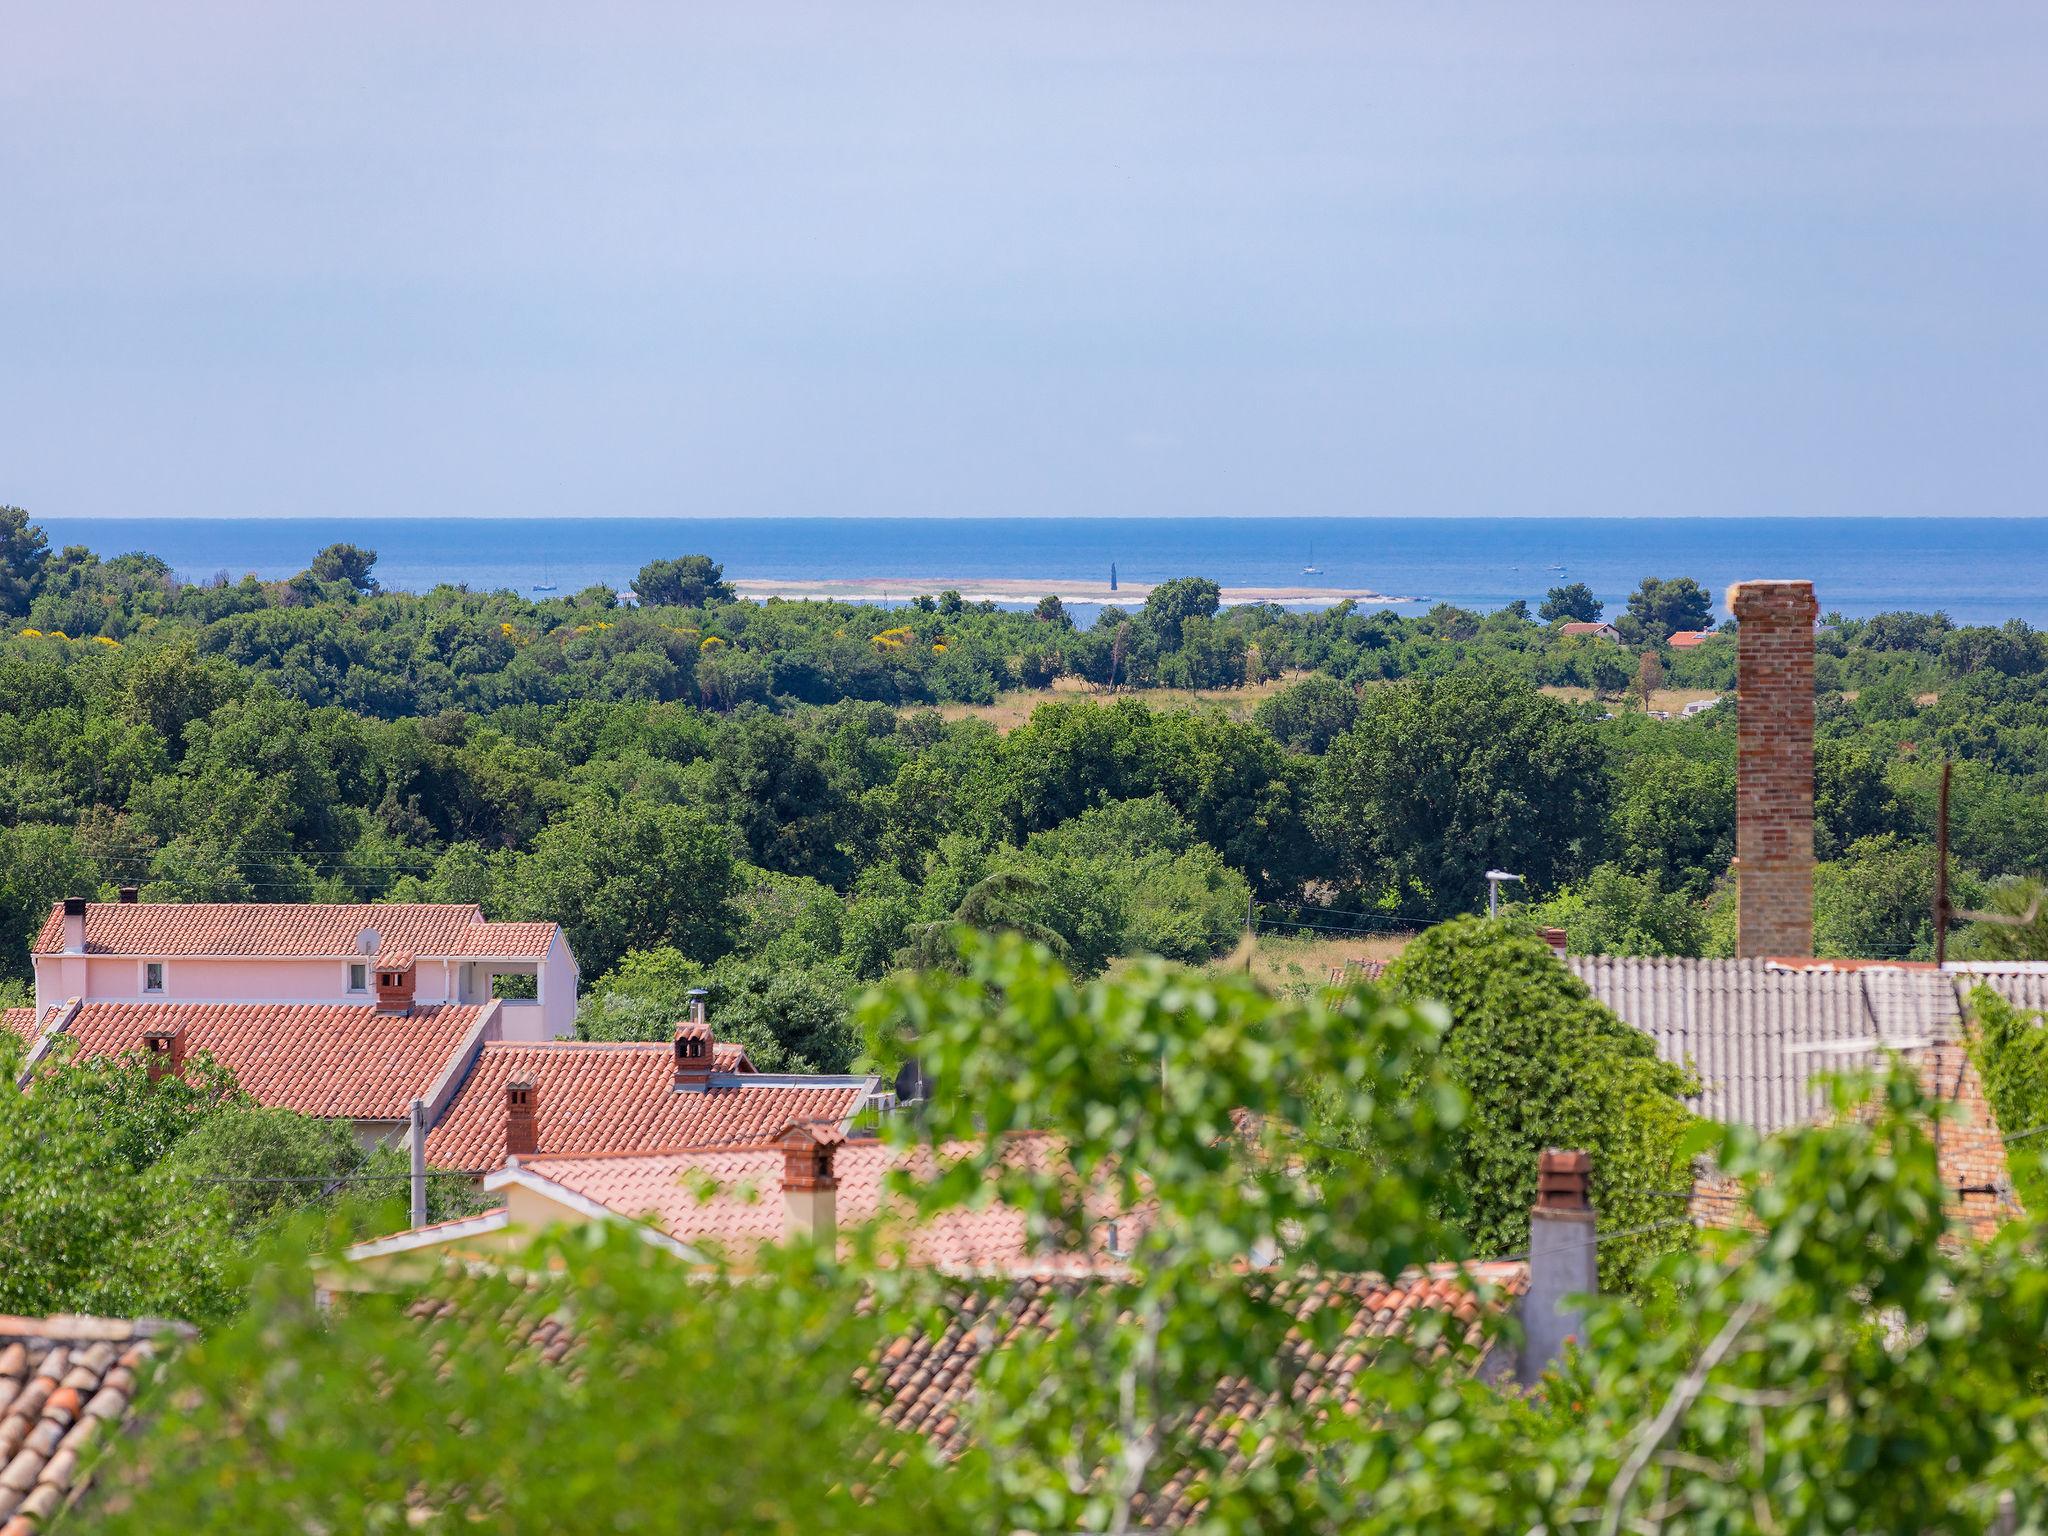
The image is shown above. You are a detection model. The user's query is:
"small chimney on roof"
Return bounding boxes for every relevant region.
[374,953,417,1015]
[1730,580,1819,959]
[62,897,87,955]
[504,1079,538,1157]
[117,885,139,904]
[673,1003,713,1094]
[1539,927,1568,959]
[143,1026,186,1084]
[1518,1148,1597,1386]
[780,1121,843,1245]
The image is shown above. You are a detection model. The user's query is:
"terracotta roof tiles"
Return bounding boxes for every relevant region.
[43,1002,488,1121]
[424,1041,873,1170]
[0,1011,35,1049]
[31,902,557,960]
[867,1262,1527,1523]
[517,1133,1143,1270]
[0,1314,187,1532]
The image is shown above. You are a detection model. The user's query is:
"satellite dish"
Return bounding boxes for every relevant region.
[893,1057,930,1106]
[356,929,382,957]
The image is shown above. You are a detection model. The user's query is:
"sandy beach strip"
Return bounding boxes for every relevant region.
[729,576,1415,606]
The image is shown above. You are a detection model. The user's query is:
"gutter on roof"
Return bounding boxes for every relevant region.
[16,997,82,1086]
[422,1001,499,1130]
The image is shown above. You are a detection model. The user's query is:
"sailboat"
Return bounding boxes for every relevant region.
[531,555,558,593]
[1302,541,1321,575]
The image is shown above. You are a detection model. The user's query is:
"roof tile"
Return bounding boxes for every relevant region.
[31,902,557,960]
[46,1002,487,1121]
[0,1317,183,1530]
[424,1041,872,1169]
[519,1133,1144,1270]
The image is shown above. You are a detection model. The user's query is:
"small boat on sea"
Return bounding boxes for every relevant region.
[1302,541,1321,575]
[532,556,558,593]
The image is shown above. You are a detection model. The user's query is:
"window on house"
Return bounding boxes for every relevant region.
[348,962,368,993]
[143,962,165,994]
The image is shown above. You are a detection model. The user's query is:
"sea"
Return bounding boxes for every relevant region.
[36,516,2048,627]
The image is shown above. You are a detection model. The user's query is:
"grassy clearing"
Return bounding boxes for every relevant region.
[1100,932,1413,993]
[918,672,1310,732]
[1205,931,1415,988]
[1541,685,1726,716]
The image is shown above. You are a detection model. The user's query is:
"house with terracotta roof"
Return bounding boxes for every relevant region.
[1666,629,1713,648]
[343,1124,1139,1285]
[1557,620,1621,641]
[334,1140,1611,1529]
[13,962,877,1162]
[421,1020,884,1171]
[32,896,578,1042]
[12,989,497,1149]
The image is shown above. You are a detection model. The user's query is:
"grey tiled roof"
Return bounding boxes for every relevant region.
[1567,958,2048,1136]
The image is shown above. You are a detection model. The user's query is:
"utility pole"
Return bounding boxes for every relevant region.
[1485,869,1524,919]
[408,1098,428,1229]
[1934,760,1952,967]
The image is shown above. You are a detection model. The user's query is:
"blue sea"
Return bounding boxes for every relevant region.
[37,516,2048,626]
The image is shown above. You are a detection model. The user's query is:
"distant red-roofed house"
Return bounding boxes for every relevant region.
[421,1040,881,1171]
[31,899,578,1042]
[1666,629,1713,649]
[18,998,498,1147]
[1558,620,1621,641]
[344,1127,1145,1287]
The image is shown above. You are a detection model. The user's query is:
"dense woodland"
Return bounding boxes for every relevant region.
[5,506,2048,1073]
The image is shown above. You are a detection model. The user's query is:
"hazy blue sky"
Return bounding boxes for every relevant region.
[6,4,2045,519]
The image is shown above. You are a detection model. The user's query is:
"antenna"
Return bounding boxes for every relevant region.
[1484,870,1525,919]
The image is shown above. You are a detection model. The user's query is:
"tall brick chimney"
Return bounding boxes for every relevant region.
[504,1079,538,1157]
[1731,580,1819,959]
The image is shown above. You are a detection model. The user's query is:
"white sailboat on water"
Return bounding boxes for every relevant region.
[1302,541,1321,575]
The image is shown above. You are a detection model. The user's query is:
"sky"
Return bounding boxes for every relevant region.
[5,3,2046,520]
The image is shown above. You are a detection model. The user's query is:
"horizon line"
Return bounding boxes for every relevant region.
[33,512,2048,524]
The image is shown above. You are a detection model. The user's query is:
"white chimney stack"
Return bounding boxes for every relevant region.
[1517,1148,1598,1385]
[780,1122,842,1246]
[61,897,87,955]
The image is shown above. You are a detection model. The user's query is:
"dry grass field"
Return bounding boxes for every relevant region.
[1204,930,1415,988]
[919,672,1311,732]
[1540,684,1726,716]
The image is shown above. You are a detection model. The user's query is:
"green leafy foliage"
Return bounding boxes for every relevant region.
[60,947,2048,1531]
[1518,863,1709,956]
[1539,582,1602,623]
[1619,575,1713,643]
[94,1227,957,1536]
[1965,983,2048,1211]
[633,552,735,607]
[1384,918,1699,1289]
[1318,669,1608,906]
